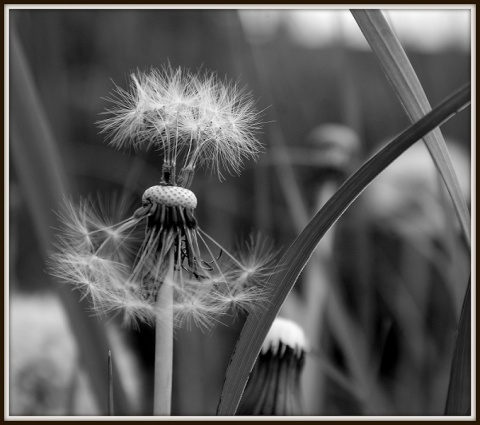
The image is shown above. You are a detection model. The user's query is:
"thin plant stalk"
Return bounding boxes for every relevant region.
[445,278,471,415]
[153,252,175,415]
[216,83,470,415]
[108,351,114,416]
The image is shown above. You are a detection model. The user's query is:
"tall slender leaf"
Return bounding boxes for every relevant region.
[216,83,470,415]
[351,9,471,249]
[445,279,471,415]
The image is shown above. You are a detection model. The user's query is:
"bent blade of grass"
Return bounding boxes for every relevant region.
[216,83,471,415]
[351,9,471,249]
[9,26,131,414]
[445,278,471,415]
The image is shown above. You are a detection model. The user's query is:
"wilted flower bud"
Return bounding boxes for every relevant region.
[237,317,307,416]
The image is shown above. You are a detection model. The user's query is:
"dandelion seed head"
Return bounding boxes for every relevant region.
[174,297,207,326]
[262,317,308,358]
[172,290,224,331]
[98,65,263,184]
[235,234,278,285]
[238,317,306,415]
[51,195,275,331]
[117,294,157,328]
[51,66,273,331]
[211,283,269,317]
[104,227,122,241]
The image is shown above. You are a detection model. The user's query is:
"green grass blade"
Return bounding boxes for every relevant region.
[351,9,471,249]
[9,26,131,415]
[445,278,471,415]
[216,83,470,415]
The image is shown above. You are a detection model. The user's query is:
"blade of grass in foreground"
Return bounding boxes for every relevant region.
[445,278,471,415]
[351,9,471,249]
[108,351,114,415]
[216,83,471,415]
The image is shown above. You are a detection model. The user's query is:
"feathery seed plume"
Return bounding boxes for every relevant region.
[51,66,271,330]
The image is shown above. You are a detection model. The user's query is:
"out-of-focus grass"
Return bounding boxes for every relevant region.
[352,10,471,249]
[217,83,470,415]
[9,23,132,415]
[216,10,471,417]
[352,10,471,415]
[228,11,310,232]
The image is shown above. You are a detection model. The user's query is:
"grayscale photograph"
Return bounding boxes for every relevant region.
[7,6,473,419]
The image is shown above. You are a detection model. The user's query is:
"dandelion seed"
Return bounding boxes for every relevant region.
[51,66,272,331]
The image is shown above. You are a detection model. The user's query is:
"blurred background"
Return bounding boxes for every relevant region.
[8,8,471,416]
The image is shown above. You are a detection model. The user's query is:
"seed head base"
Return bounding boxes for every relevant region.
[142,185,197,209]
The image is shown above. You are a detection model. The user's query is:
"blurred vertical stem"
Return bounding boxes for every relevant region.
[9,24,130,414]
[230,12,309,232]
[153,253,174,415]
[351,9,471,249]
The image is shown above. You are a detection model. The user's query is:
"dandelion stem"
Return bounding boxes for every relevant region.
[153,251,174,415]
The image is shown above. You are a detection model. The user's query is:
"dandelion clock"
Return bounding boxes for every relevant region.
[50,65,272,415]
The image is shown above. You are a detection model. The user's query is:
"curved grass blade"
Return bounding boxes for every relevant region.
[216,83,471,415]
[351,9,471,249]
[445,278,471,415]
[9,26,131,415]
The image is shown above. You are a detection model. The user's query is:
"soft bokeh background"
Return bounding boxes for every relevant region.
[8,8,471,416]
